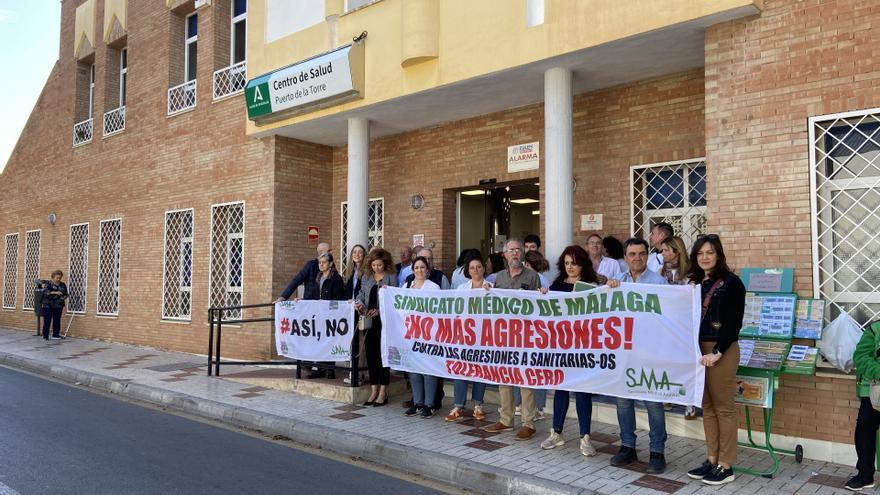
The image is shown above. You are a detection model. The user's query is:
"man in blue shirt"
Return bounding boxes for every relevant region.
[607,238,669,474]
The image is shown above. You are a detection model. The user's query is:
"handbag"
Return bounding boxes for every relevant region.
[871,381,880,412]
[358,315,373,331]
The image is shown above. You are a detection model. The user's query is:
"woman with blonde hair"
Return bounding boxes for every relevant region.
[660,236,690,285]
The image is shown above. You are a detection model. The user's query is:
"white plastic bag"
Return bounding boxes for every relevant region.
[820,313,863,373]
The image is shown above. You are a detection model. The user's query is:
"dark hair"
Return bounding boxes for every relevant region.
[652,222,674,240]
[456,248,482,268]
[524,250,549,272]
[602,236,624,260]
[623,237,650,254]
[486,253,504,275]
[364,248,395,276]
[553,245,599,285]
[688,234,732,283]
[411,256,430,274]
[524,234,541,248]
[463,256,486,279]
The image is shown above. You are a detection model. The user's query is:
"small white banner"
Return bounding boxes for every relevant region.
[380,285,705,406]
[274,300,355,361]
[507,141,540,173]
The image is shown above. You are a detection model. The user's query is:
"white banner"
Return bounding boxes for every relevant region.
[379,284,705,406]
[274,300,355,361]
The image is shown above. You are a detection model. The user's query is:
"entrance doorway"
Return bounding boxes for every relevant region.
[457,181,540,257]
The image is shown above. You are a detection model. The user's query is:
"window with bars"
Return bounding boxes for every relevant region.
[231,0,247,64]
[340,198,384,270]
[22,230,40,311]
[810,110,880,326]
[209,202,244,320]
[631,159,707,248]
[97,219,122,316]
[163,209,194,320]
[185,13,198,82]
[68,223,90,314]
[3,233,19,309]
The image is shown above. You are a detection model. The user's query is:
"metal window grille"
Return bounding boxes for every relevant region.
[97,219,122,316]
[212,61,247,100]
[22,230,40,311]
[340,198,384,270]
[209,202,244,320]
[3,233,19,309]
[103,106,125,137]
[168,80,197,115]
[162,209,194,320]
[630,158,707,248]
[810,109,880,326]
[68,223,90,314]
[73,118,93,146]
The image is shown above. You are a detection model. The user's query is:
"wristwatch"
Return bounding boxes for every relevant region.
[712,347,722,356]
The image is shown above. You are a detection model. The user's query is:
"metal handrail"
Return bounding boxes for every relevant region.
[207,302,368,387]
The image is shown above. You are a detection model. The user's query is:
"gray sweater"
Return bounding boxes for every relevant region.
[356,272,399,307]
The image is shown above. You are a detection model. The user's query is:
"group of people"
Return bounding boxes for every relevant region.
[276,224,746,486]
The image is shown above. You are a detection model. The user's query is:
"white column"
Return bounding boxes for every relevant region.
[347,117,370,253]
[543,67,573,277]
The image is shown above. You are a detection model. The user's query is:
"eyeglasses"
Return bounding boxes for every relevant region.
[697,234,720,241]
[505,248,522,253]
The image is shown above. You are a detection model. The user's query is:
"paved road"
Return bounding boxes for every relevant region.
[0,366,445,495]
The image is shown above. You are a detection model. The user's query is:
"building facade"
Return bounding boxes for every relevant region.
[2,0,879,464]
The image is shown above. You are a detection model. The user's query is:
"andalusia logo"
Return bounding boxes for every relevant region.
[625,367,686,396]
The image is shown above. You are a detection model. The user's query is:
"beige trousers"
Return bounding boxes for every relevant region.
[499,385,536,428]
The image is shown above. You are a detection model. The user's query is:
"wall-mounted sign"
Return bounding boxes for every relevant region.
[307,226,319,241]
[507,142,540,173]
[580,214,603,231]
[246,43,365,123]
[412,234,425,247]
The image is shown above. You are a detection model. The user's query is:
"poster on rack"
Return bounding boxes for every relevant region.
[379,284,705,406]
[274,300,355,361]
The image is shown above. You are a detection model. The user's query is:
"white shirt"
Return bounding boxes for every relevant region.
[594,256,621,280]
[398,265,413,287]
[647,251,664,274]
[457,280,493,290]
[406,279,440,290]
[450,266,468,288]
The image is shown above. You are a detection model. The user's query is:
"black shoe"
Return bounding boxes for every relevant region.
[373,397,388,407]
[846,475,876,491]
[362,400,375,406]
[687,460,716,480]
[405,405,423,416]
[610,446,637,466]
[646,452,666,474]
[306,370,327,379]
[420,407,435,418]
[702,465,735,486]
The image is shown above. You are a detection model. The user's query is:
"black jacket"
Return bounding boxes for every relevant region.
[344,270,362,299]
[317,272,346,301]
[41,281,68,309]
[699,272,746,354]
[281,259,319,301]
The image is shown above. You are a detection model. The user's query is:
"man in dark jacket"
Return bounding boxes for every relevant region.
[275,243,331,303]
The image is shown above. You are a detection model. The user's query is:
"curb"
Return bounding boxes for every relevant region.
[0,351,593,495]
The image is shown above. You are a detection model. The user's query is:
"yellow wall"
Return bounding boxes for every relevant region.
[74,0,96,59]
[103,0,127,43]
[246,0,760,134]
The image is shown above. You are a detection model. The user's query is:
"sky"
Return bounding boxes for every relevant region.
[0,1,61,173]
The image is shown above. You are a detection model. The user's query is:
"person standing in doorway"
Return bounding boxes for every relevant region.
[41,270,68,340]
[607,238,669,474]
[647,223,674,274]
[524,234,542,254]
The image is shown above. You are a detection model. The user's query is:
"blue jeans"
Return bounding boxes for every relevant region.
[616,397,667,453]
[410,373,438,408]
[552,391,592,436]
[514,387,547,410]
[453,380,486,408]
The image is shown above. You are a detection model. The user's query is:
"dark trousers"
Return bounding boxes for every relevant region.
[42,307,62,338]
[365,320,390,386]
[855,397,880,478]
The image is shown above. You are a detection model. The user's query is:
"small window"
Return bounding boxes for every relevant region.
[119,48,128,106]
[88,64,96,117]
[631,159,707,248]
[340,198,384,270]
[185,13,198,82]
[231,0,247,64]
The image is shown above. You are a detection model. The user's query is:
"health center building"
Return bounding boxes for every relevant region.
[1,0,879,466]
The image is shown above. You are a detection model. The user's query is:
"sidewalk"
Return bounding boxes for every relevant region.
[0,327,855,495]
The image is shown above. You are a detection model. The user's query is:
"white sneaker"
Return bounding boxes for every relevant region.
[514,406,521,416]
[540,431,564,450]
[535,409,546,421]
[580,435,597,457]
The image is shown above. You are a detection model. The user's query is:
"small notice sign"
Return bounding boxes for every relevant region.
[507,142,540,173]
[580,214,603,231]
[412,234,425,247]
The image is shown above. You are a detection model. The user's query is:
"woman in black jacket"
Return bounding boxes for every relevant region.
[41,270,68,340]
[303,252,346,379]
[686,235,745,486]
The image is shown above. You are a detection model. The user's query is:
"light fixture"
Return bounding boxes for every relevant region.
[461,190,484,196]
[531,210,540,216]
[411,194,425,210]
[510,198,539,204]
[48,213,57,225]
